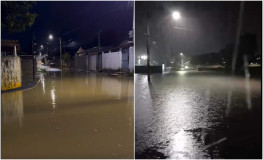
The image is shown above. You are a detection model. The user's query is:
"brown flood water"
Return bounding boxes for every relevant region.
[1,71,134,159]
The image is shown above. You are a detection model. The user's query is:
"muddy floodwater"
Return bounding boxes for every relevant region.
[135,71,261,159]
[2,71,134,159]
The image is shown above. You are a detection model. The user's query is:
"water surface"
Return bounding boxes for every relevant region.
[2,71,134,159]
[135,71,261,159]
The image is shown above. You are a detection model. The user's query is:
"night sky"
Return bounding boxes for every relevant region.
[135,1,261,62]
[2,1,134,54]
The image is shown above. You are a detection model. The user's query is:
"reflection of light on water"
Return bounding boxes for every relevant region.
[178,71,187,75]
[160,86,209,159]
[161,90,194,159]
[170,129,191,159]
[40,74,46,94]
[51,88,56,109]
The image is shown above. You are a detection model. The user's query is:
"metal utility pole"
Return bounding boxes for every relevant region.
[97,31,101,72]
[32,32,35,80]
[60,37,62,70]
[47,45,49,57]
[146,13,151,81]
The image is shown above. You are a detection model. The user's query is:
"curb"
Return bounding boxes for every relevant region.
[1,78,41,94]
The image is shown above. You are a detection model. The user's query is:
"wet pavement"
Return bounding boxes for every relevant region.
[135,71,261,159]
[2,71,134,159]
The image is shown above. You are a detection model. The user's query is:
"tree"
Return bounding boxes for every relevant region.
[1,1,37,33]
[63,52,71,67]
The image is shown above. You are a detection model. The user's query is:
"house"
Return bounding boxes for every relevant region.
[75,40,134,73]
[75,47,87,71]
[1,40,20,56]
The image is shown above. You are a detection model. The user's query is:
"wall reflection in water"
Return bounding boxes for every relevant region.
[77,72,133,100]
[1,91,24,127]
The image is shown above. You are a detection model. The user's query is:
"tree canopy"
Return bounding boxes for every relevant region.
[1,1,37,33]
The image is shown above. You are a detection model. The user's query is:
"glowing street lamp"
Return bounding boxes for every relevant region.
[172,11,181,20]
[48,34,62,69]
[49,34,53,40]
[180,53,183,56]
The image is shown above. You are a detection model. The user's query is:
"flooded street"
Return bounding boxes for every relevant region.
[135,71,261,159]
[2,71,134,159]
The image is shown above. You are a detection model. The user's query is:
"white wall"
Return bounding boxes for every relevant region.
[1,56,21,90]
[102,51,122,70]
[129,46,134,72]
[89,55,97,71]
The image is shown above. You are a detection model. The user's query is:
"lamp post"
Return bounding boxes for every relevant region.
[146,11,181,80]
[48,34,62,70]
[146,13,150,81]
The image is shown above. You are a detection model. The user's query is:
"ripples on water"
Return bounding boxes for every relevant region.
[2,71,134,159]
[135,71,261,159]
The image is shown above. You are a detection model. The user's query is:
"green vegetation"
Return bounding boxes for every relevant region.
[63,52,71,67]
[1,1,37,33]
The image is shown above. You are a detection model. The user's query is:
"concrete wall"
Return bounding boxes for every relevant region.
[75,55,86,71]
[135,66,163,73]
[21,58,36,81]
[1,56,21,90]
[102,51,122,71]
[129,46,134,72]
[89,55,97,71]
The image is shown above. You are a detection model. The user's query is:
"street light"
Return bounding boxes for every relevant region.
[180,53,184,69]
[49,34,53,40]
[48,34,62,69]
[172,11,181,20]
[40,45,44,48]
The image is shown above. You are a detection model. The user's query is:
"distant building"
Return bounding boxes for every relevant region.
[75,40,134,72]
[1,40,20,56]
[75,47,87,71]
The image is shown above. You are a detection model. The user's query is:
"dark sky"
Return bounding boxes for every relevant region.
[135,1,261,62]
[2,1,134,54]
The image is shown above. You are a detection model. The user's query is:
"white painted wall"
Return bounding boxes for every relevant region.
[102,51,122,70]
[89,55,97,71]
[129,46,134,72]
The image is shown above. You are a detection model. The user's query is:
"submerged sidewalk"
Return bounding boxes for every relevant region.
[1,78,40,93]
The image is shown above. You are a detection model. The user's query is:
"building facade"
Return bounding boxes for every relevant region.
[75,40,134,73]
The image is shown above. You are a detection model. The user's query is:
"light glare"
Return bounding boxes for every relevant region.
[141,55,147,60]
[49,34,53,40]
[172,11,181,20]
